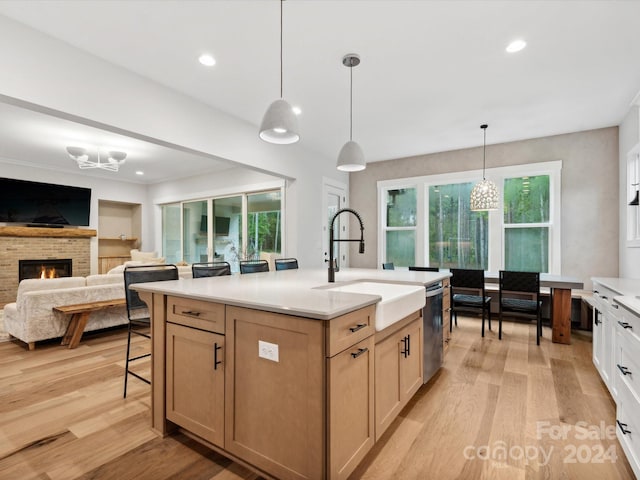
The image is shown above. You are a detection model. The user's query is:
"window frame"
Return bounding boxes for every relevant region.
[378,160,562,273]
[160,184,286,269]
[377,182,422,268]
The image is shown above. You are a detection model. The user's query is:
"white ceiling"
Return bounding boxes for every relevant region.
[1,0,640,184]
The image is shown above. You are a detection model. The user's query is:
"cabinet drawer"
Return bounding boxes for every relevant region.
[593,284,619,313]
[326,304,375,357]
[616,314,640,403]
[167,296,225,334]
[619,307,640,347]
[616,382,640,479]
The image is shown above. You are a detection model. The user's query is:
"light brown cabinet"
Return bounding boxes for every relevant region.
[153,291,425,480]
[222,304,375,480]
[328,335,375,480]
[374,314,423,440]
[165,322,224,447]
[98,254,131,274]
[224,306,325,480]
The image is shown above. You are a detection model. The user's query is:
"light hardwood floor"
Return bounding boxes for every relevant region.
[0,318,635,480]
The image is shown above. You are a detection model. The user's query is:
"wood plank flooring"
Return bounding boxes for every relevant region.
[0,318,635,480]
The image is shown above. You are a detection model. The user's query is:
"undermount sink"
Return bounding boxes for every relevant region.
[326,281,426,331]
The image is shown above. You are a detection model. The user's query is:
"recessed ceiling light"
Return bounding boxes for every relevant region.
[506,39,527,53]
[198,53,216,66]
[135,170,144,175]
[292,106,302,115]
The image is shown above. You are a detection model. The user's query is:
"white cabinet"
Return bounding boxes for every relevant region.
[592,282,621,398]
[614,305,640,479]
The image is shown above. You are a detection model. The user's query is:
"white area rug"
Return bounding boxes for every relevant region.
[0,309,9,342]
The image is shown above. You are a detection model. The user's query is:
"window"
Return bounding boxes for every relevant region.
[162,203,181,264]
[247,191,282,255]
[378,161,561,273]
[503,175,550,272]
[161,188,283,272]
[383,188,416,267]
[429,183,488,269]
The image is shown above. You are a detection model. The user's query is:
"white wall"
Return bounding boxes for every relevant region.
[0,15,348,270]
[0,161,148,273]
[619,105,640,278]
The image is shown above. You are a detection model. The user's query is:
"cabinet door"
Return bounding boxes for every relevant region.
[328,335,375,480]
[166,322,224,447]
[400,319,423,401]
[593,307,603,373]
[374,329,402,440]
[225,307,324,480]
[375,318,423,441]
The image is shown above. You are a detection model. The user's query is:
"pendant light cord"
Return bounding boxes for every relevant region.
[349,64,353,141]
[280,0,283,99]
[481,124,488,180]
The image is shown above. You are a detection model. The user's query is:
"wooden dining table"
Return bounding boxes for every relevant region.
[483,272,584,345]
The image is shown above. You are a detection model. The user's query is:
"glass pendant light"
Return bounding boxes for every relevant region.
[259,0,299,144]
[337,54,366,172]
[470,124,499,211]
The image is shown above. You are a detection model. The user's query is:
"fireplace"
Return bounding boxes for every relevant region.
[19,259,73,282]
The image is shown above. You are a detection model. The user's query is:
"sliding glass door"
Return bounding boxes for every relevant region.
[161,189,283,272]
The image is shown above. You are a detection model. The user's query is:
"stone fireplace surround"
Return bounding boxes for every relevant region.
[0,226,96,306]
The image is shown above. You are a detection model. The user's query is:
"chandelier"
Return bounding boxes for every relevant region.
[470,124,499,211]
[66,146,127,172]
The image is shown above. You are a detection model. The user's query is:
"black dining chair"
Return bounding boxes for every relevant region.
[275,258,299,270]
[408,266,439,272]
[192,261,231,278]
[450,268,492,337]
[498,270,542,345]
[123,264,179,398]
[239,259,270,274]
[382,262,395,270]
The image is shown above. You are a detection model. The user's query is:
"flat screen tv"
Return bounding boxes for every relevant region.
[199,216,231,235]
[215,216,230,236]
[0,177,91,227]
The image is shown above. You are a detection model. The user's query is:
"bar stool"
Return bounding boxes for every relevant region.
[275,258,299,270]
[123,264,179,398]
[192,261,231,278]
[239,260,269,274]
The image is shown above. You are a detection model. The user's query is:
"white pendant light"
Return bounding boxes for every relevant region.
[259,0,299,144]
[470,124,499,211]
[337,54,366,172]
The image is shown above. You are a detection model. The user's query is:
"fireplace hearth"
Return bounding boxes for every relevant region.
[19,259,73,282]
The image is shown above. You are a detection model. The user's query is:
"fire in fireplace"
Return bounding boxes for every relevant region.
[19,259,73,282]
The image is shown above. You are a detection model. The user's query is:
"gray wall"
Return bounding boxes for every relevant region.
[349,127,619,290]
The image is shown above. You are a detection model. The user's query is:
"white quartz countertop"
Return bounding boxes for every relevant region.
[592,277,640,316]
[591,277,640,297]
[131,267,450,320]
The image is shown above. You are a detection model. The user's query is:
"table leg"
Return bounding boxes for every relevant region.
[551,288,572,344]
[61,312,91,349]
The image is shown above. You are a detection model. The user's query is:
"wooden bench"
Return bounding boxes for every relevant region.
[54,298,126,349]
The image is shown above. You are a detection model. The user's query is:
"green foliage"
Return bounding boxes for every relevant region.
[428,183,488,269]
[504,175,549,223]
[386,188,417,227]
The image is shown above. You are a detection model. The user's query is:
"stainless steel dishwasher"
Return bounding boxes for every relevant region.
[423,282,444,383]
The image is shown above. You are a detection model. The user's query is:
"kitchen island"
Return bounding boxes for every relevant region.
[132,267,449,480]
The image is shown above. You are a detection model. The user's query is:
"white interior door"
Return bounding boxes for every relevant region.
[322,180,348,269]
